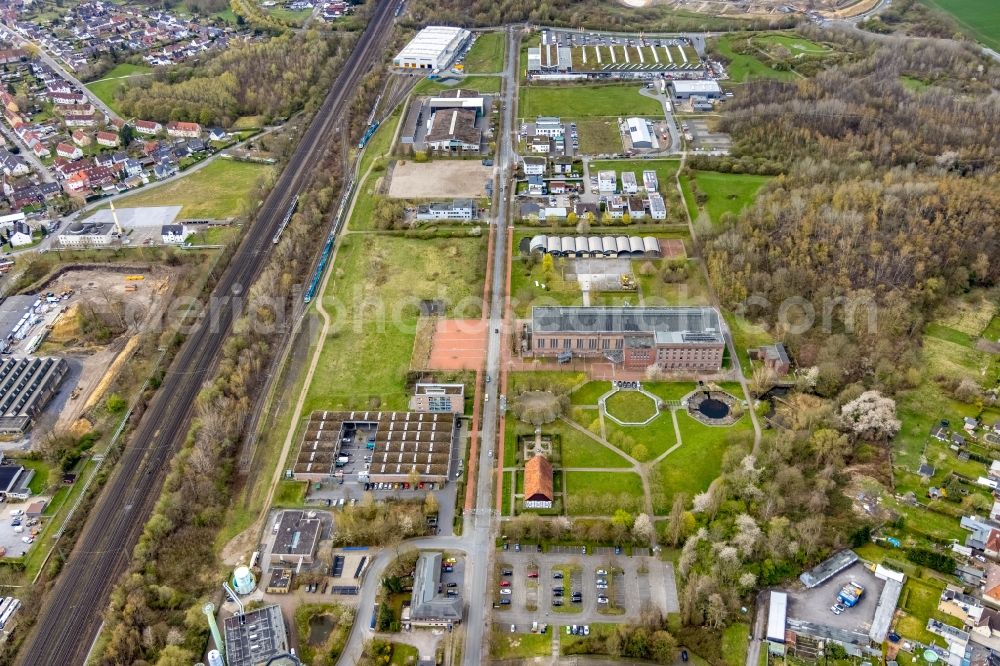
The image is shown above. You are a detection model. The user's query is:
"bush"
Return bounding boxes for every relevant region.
[905,547,955,574]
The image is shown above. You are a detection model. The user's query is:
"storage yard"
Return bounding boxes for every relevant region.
[387,161,493,198]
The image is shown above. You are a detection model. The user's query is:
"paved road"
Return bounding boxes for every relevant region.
[1,23,123,122]
[12,1,400,663]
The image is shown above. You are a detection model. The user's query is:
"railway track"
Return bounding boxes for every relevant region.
[14,2,399,663]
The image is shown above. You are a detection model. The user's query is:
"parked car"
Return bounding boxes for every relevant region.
[501,569,513,576]
[500,581,510,587]
[500,588,512,595]
[553,572,563,579]
[499,598,511,605]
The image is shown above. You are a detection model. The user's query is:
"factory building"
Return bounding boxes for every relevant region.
[0,357,69,435]
[425,108,481,151]
[393,26,471,71]
[669,79,722,100]
[526,306,726,372]
[415,200,476,222]
[625,118,653,149]
[58,221,116,246]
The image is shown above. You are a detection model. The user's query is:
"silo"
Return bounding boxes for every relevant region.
[232,566,256,595]
[207,650,225,666]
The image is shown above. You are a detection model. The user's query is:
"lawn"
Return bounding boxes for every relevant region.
[85,63,152,113]
[653,411,752,513]
[509,254,584,317]
[572,119,622,155]
[588,159,681,197]
[389,643,419,665]
[109,159,274,219]
[268,5,311,24]
[752,34,831,54]
[463,32,506,74]
[274,480,308,506]
[983,315,1000,343]
[414,75,502,95]
[710,35,798,83]
[900,75,931,92]
[685,171,772,227]
[637,257,711,307]
[564,471,644,516]
[722,311,775,377]
[302,234,486,413]
[519,84,663,118]
[895,577,964,646]
[919,0,1000,50]
[925,322,974,348]
[721,624,750,666]
[558,422,633,469]
[604,412,676,461]
[492,631,551,658]
[604,390,658,423]
[185,225,239,246]
[571,381,612,406]
[643,382,697,403]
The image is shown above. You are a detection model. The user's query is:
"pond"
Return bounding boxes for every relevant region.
[697,398,730,419]
[308,614,337,646]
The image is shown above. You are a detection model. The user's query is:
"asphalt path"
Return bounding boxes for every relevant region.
[13,1,399,663]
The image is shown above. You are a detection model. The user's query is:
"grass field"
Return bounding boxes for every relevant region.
[653,412,752,513]
[267,5,311,24]
[604,391,658,423]
[895,577,965,646]
[463,32,506,74]
[520,84,662,118]
[752,34,831,54]
[415,75,502,95]
[604,412,677,461]
[920,0,1000,50]
[683,171,772,227]
[492,632,551,659]
[109,159,273,219]
[185,225,239,246]
[588,159,681,197]
[644,382,697,402]
[711,35,798,83]
[572,119,622,155]
[564,471,644,515]
[85,63,152,113]
[302,234,486,413]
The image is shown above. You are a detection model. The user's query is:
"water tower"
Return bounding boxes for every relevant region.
[232,566,256,596]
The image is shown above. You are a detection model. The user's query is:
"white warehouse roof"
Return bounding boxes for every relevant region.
[670,79,722,95]
[766,591,787,643]
[394,26,471,70]
[625,118,652,146]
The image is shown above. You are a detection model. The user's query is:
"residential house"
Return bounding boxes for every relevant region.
[56,142,82,159]
[939,587,983,624]
[528,135,550,154]
[966,417,979,432]
[573,202,599,221]
[642,170,658,193]
[71,130,91,147]
[605,196,626,220]
[8,221,32,247]
[0,150,29,177]
[32,143,50,158]
[647,192,666,220]
[134,120,162,135]
[64,115,97,127]
[597,170,616,195]
[985,563,1000,608]
[521,156,545,177]
[65,171,90,193]
[621,172,639,194]
[970,606,1000,650]
[160,224,189,244]
[208,127,226,142]
[990,460,1000,481]
[165,121,201,138]
[548,181,567,195]
[552,157,574,175]
[626,196,646,219]
[930,424,950,441]
[96,131,119,147]
[526,175,545,196]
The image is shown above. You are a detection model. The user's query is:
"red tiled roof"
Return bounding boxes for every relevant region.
[524,456,553,502]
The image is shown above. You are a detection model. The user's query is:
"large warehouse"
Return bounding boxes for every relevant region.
[527,306,726,372]
[393,26,471,71]
[669,79,722,100]
[0,356,69,435]
[425,108,481,151]
[625,118,653,149]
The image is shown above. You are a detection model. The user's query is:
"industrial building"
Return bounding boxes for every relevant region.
[393,26,471,71]
[425,108,481,152]
[269,510,321,567]
[524,455,553,509]
[624,118,653,149]
[428,89,486,116]
[293,410,458,484]
[408,552,462,626]
[0,453,33,500]
[526,39,704,79]
[528,234,662,258]
[0,356,69,435]
[57,220,116,246]
[526,306,726,371]
[223,604,289,666]
[409,383,465,414]
[669,79,722,100]
[415,200,476,222]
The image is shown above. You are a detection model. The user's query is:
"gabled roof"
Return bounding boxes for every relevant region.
[524,455,553,501]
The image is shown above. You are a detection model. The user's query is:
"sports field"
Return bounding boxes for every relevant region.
[463,31,506,74]
[85,63,152,113]
[920,0,1000,50]
[520,84,662,118]
[108,159,274,219]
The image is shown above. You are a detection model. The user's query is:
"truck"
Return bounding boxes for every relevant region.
[335,455,349,467]
[837,581,864,607]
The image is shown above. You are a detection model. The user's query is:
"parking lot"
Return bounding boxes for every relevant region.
[491,548,678,627]
[785,562,885,634]
[0,503,45,558]
[684,118,731,154]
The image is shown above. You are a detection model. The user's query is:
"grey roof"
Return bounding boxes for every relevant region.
[223,604,288,666]
[271,510,320,559]
[411,552,462,621]
[767,591,787,643]
[799,549,859,588]
[869,578,902,644]
[531,306,723,343]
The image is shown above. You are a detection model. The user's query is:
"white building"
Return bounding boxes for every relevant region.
[534,116,563,137]
[643,170,658,193]
[647,193,666,220]
[521,156,545,176]
[8,221,32,247]
[416,199,476,221]
[393,26,471,71]
[597,170,617,195]
[621,171,638,194]
[58,221,116,247]
[160,224,190,244]
[625,117,653,149]
[669,79,722,100]
[528,136,551,154]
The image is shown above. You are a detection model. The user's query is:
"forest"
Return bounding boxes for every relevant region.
[116,31,356,127]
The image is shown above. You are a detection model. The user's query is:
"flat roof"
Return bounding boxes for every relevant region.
[531,306,723,341]
[88,205,181,228]
[0,296,37,338]
[395,26,469,62]
[767,591,787,643]
[870,578,903,644]
[799,549,859,588]
[223,605,288,666]
[271,510,320,558]
[670,79,722,94]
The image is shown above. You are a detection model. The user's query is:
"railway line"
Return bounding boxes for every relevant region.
[13,1,399,663]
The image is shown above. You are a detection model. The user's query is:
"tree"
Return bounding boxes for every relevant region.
[612,508,634,530]
[665,494,687,547]
[954,378,981,403]
[633,513,655,545]
[541,252,554,277]
[810,428,851,468]
[408,467,421,489]
[155,645,195,666]
[840,390,900,440]
[423,492,438,516]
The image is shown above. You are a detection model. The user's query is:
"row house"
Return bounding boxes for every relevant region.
[50,91,87,106]
[56,103,96,117]
[0,91,18,114]
[65,115,98,128]
[165,121,201,138]
[54,157,91,180]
